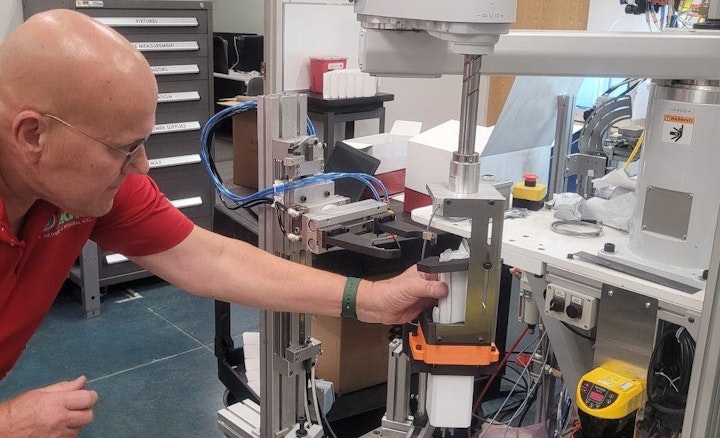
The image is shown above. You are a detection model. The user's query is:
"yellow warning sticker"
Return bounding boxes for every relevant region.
[662,114,695,145]
[664,114,695,124]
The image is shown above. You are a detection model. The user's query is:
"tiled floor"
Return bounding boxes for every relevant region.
[0,279,259,438]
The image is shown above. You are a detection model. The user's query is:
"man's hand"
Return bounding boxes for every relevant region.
[0,376,98,438]
[357,265,448,324]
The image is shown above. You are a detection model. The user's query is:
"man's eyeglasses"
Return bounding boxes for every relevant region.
[42,113,146,170]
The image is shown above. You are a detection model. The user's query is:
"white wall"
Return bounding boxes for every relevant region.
[213,0,264,34]
[279,2,469,138]
[1,0,23,42]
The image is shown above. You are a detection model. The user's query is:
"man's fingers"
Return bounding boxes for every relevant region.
[64,409,95,428]
[417,270,439,281]
[425,280,448,299]
[62,390,98,411]
[42,376,87,393]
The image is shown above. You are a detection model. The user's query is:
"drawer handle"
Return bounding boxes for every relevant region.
[171,197,203,209]
[105,253,129,265]
[151,121,201,135]
[158,91,201,103]
[133,41,199,52]
[152,65,200,76]
[149,154,201,169]
[96,17,199,28]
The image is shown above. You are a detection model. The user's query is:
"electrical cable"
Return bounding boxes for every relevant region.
[514,382,539,427]
[476,332,548,438]
[561,321,596,342]
[420,204,442,261]
[623,131,645,171]
[311,366,338,438]
[480,398,527,423]
[303,372,313,428]
[200,101,389,210]
[230,36,240,71]
[472,325,530,413]
[514,332,540,355]
[500,340,550,435]
[646,327,695,417]
[550,220,603,238]
[504,364,530,392]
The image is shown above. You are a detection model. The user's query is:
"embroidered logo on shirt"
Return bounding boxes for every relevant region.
[42,212,92,238]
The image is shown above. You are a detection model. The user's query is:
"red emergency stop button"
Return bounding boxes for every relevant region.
[523,173,538,187]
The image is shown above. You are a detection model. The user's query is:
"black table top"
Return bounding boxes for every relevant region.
[306,91,394,112]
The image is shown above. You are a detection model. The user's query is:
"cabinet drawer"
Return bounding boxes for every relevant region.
[83,9,210,35]
[149,57,208,82]
[145,139,202,160]
[148,111,207,145]
[153,168,213,220]
[156,80,210,114]
[124,33,208,59]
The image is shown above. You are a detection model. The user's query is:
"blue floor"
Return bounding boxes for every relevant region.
[0,279,259,438]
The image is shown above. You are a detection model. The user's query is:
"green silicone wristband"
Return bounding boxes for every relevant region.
[341,277,361,320]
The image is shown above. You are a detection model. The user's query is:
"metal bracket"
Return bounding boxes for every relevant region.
[271,339,322,378]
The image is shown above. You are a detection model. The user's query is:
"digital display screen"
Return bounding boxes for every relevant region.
[589,391,604,403]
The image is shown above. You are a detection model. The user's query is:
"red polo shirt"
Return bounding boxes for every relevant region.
[0,174,194,379]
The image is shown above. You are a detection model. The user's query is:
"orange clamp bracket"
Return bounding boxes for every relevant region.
[409,324,500,366]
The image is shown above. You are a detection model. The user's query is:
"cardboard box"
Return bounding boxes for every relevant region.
[343,121,422,196]
[312,315,392,395]
[232,108,259,189]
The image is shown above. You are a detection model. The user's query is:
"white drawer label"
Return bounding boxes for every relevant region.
[105,253,128,264]
[171,197,203,209]
[148,154,201,169]
[151,65,200,76]
[157,91,200,103]
[76,1,104,7]
[96,17,199,27]
[151,121,201,135]
[133,41,199,52]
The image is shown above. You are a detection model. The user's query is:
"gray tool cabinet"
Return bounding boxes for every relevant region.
[23,0,215,317]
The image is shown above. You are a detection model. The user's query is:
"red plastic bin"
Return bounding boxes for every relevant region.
[309,56,347,94]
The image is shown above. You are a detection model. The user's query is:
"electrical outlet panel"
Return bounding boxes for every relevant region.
[544,283,598,330]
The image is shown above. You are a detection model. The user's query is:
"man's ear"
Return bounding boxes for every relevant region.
[12,110,47,162]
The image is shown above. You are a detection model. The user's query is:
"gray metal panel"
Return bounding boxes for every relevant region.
[641,185,693,240]
[594,285,657,378]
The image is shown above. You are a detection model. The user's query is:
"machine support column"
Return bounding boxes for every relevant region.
[450,55,483,194]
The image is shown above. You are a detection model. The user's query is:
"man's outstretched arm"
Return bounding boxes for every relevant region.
[131,225,447,324]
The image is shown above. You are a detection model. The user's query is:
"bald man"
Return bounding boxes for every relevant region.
[0,9,447,436]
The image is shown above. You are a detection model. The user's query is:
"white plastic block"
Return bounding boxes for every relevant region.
[426,374,473,428]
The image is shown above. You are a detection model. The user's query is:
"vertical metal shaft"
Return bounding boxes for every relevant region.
[548,95,576,198]
[708,0,720,21]
[458,55,482,157]
[449,55,483,194]
[416,372,428,419]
